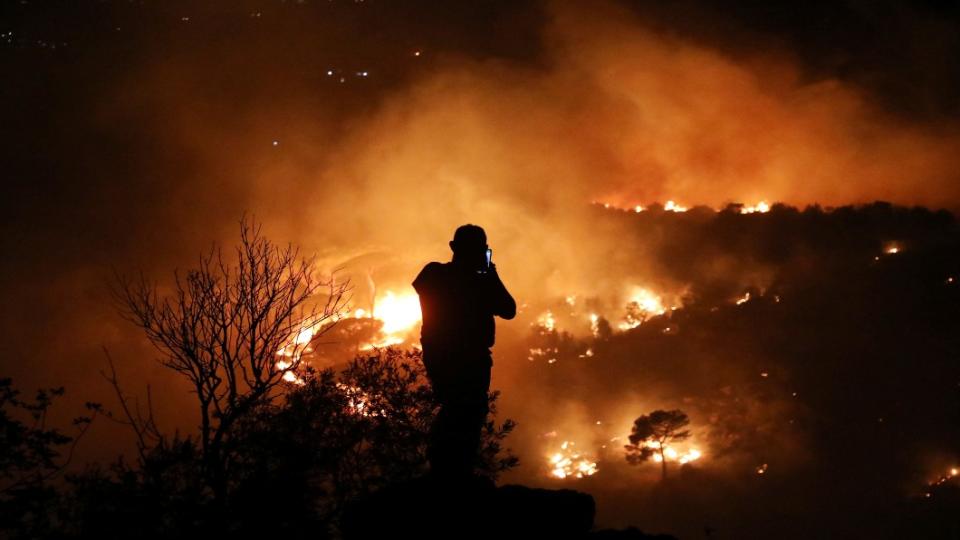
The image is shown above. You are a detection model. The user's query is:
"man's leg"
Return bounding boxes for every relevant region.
[425,352,491,478]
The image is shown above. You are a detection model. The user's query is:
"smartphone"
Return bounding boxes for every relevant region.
[485,248,493,270]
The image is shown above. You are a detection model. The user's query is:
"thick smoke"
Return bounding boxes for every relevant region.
[282,0,960,301]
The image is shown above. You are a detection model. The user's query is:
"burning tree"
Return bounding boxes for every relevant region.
[624,409,691,480]
[113,217,349,503]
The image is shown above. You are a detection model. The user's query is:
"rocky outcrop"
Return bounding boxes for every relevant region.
[341,476,675,539]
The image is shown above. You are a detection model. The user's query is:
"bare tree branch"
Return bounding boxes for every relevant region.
[111,216,350,501]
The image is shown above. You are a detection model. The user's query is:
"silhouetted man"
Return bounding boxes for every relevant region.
[412,224,516,480]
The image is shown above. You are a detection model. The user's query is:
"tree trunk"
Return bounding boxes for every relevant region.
[659,442,667,480]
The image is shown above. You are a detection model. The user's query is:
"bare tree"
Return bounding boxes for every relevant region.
[624,409,691,480]
[113,217,349,501]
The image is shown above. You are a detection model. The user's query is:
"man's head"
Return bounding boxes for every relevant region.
[449,224,488,268]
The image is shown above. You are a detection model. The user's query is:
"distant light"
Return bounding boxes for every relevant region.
[760,372,769,378]
[326,69,334,76]
[271,140,279,146]
[181,16,190,22]
[413,49,422,57]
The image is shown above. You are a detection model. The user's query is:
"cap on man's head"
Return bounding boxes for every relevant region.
[452,224,486,248]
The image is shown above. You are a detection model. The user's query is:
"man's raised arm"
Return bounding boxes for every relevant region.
[487,265,516,319]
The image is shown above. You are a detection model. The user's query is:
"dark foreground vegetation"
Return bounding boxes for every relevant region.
[0,349,520,538]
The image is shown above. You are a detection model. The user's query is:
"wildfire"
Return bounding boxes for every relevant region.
[926,466,959,489]
[535,310,557,332]
[336,382,384,417]
[276,317,323,359]
[602,199,775,214]
[663,200,688,212]
[619,287,673,330]
[644,441,703,464]
[883,242,902,254]
[276,288,423,371]
[735,292,752,305]
[740,201,771,214]
[589,313,600,337]
[276,359,305,385]
[373,290,422,335]
[548,441,599,479]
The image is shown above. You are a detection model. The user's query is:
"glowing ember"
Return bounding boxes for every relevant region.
[740,201,771,214]
[756,463,769,475]
[528,346,559,363]
[548,441,599,479]
[634,205,645,213]
[589,313,600,337]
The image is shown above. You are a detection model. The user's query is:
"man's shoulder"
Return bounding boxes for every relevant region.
[413,261,449,290]
[419,261,449,276]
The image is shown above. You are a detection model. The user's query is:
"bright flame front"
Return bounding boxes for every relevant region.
[549,441,599,479]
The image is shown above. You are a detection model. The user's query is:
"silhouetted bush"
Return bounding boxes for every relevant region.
[35,348,516,539]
